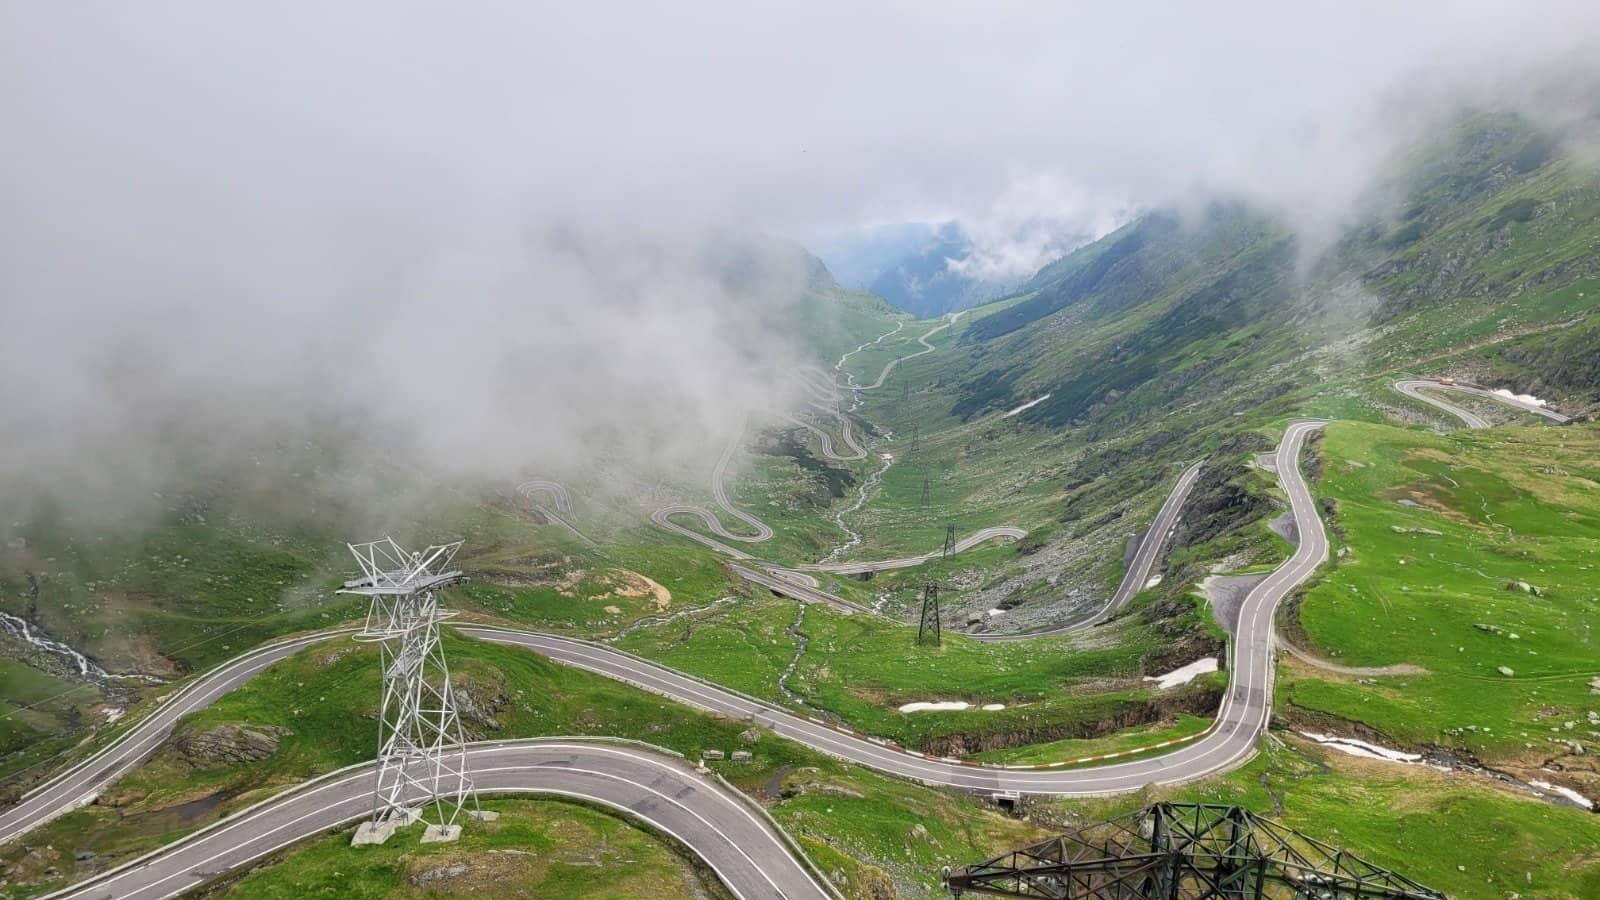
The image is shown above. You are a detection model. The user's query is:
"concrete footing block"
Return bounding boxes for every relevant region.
[351,820,397,846]
[420,823,462,844]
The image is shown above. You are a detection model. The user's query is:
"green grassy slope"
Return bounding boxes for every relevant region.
[0,635,1047,899]
[1284,422,1600,772]
[213,798,730,899]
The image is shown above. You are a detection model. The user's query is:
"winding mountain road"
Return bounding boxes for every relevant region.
[6,324,1574,895]
[0,630,352,848]
[466,437,1322,791]
[647,315,1212,643]
[49,741,831,900]
[653,314,1027,588]
[968,460,1205,640]
[801,526,1028,575]
[779,407,867,461]
[516,479,595,545]
[849,313,961,391]
[1393,379,1570,429]
[7,424,1325,898]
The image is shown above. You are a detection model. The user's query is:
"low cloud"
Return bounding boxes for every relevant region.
[6,2,1600,524]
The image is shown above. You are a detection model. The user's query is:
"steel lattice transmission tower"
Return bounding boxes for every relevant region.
[918,582,941,645]
[918,523,958,646]
[944,802,1446,899]
[341,538,481,846]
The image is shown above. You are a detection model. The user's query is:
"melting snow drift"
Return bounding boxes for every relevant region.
[898,700,1006,713]
[1144,657,1218,690]
[1001,394,1051,418]
[1300,731,1422,763]
[1492,388,1548,408]
[1531,780,1594,810]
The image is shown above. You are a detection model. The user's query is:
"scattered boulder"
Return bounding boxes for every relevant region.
[173,723,289,766]
[1498,666,1516,677]
[842,863,897,900]
[739,727,762,744]
[1390,525,1443,536]
[1506,580,1543,596]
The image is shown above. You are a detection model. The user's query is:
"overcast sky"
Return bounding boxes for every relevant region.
[9,3,1600,245]
[5,2,1600,512]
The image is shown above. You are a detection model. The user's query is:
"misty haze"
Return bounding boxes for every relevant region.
[4,3,1600,898]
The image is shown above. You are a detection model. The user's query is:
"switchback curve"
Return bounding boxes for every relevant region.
[8,424,1325,897]
[1393,379,1570,429]
[48,740,832,900]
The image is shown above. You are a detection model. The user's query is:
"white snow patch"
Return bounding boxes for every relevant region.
[1299,731,1421,763]
[1001,394,1051,418]
[1492,388,1548,408]
[987,608,1005,618]
[898,701,970,713]
[880,453,894,461]
[1530,779,1594,809]
[898,700,1007,713]
[1143,657,1217,690]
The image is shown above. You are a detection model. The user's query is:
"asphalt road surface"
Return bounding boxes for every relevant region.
[516,479,595,545]
[0,630,349,847]
[968,460,1205,640]
[849,313,961,391]
[8,424,1326,897]
[801,526,1028,575]
[1393,379,1570,429]
[781,405,868,461]
[465,425,1320,797]
[50,741,831,900]
[729,563,882,616]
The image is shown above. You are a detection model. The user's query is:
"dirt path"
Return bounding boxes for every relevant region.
[1277,637,1428,676]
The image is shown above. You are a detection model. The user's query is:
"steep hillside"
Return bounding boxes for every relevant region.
[951,112,1600,431]
[800,109,1600,639]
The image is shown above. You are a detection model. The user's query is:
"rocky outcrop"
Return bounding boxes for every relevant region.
[172,723,289,766]
[1168,461,1273,552]
[1140,630,1226,676]
[410,861,469,887]
[455,677,510,738]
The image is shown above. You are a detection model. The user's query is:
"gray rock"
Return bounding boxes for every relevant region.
[410,862,468,886]
[172,723,289,766]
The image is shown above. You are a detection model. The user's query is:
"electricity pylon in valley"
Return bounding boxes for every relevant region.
[918,523,959,646]
[342,538,482,846]
[918,582,941,645]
